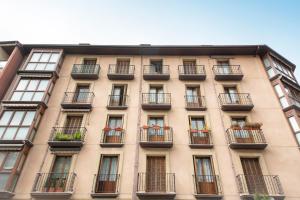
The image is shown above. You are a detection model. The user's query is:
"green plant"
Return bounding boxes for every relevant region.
[54,132,73,141]
[73,132,82,140]
[254,193,271,200]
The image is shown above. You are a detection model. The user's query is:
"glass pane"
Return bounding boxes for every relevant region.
[289,117,300,132]
[16,80,29,90]
[11,92,23,101]
[35,63,46,70]
[27,80,39,90]
[45,63,55,71]
[21,92,34,101]
[280,97,289,108]
[26,63,36,70]
[10,111,25,126]
[0,128,5,138]
[49,53,60,63]
[3,127,17,140]
[32,92,44,101]
[15,128,29,140]
[0,173,9,190]
[40,53,51,62]
[296,133,300,145]
[37,80,49,91]
[0,111,13,125]
[267,68,276,78]
[22,111,35,126]
[30,53,41,62]
[274,85,284,97]
[3,152,18,170]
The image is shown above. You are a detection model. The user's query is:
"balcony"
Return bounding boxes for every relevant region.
[31,172,76,199]
[136,173,176,200]
[107,64,135,80]
[91,174,120,198]
[185,96,206,111]
[61,92,94,110]
[218,93,254,111]
[284,95,300,111]
[106,95,128,110]
[237,174,284,200]
[100,128,124,147]
[142,93,171,110]
[143,65,170,80]
[227,124,267,149]
[140,126,173,148]
[193,175,222,200]
[213,65,243,81]
[0,173,18,199]
[71,64,100,79]
[189,129,213,149]
[178,65,206,81]
[48,127,86,151]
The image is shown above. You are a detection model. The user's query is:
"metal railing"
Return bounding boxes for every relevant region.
[185,95,206,108]
[213,65,242,75]
[101,129,124,144]
[107,95,128,107]
[237,174,284,196]
[219,93,252,105]
[32,172,76,193]
[92,174,120,194]
[143,65,169,75]
[108,64,134,75]
[178,65,205,75]
[142,93,171,105]
[227,128,266,144]
[193,175,222,195]
[137,173,175,193]
[49,127,86,142]
[140,127,173,143]
[62,92,94,104]
[189,129,212,145]
[72,64,100,75]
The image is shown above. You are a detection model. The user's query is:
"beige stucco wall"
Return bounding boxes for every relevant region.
[13,54,300,200]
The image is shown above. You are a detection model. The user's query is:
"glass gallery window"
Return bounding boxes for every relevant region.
[10,79,50,102]
[0,110,36,140]
[25,51,60,71]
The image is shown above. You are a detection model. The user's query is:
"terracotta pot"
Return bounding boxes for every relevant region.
[164,126,170,130]
[115,127,123,131]
[143,125,149,129]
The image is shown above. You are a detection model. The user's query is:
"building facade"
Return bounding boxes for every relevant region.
[0,43,300,200]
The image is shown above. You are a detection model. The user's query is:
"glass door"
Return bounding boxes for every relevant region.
[105,117,122,143]
[224,87,239,104]
[116,59,130,74]
[183,60,196,74]
[194,157,216,194]
[96,156,118,193]
[74,85,89,103]
[231,118,253,143]
[146,156,166,192]
[148,117,164,141]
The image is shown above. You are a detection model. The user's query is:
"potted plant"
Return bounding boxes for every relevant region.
[142,125,149,129]
[152,125,161,130]
[163,126,170,130]
[190,129,198,133]
[115,127,123,131]
[73,132,82,140]
[55,178,65,192]
[103,126,111,132]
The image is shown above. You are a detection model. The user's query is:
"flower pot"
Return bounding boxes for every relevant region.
[163,126,170,130]
[143,125,149,129]
[115,127,123,131]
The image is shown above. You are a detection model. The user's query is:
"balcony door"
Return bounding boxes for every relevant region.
[110,85,126,106]
[146,156,166,192]
[186,87,201,107]
[96,156,118,193]
[194,157,217,194]
[224,87,239,104]
[231,118,253,143]
[241,158,267,194]
[150,60,163,74]
[116,59,130,74]
[217,60,231,74]
[74,85,89,103]
[45,156,72,192]
[183,60,196,74]
[106,116,123,143]
[64,116,83,134]
[83,59,97,73]
[190,117,208,144]
[148,117,164,141]
[149,86,164,104]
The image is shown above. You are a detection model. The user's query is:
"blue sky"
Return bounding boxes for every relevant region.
[0,0,299,78]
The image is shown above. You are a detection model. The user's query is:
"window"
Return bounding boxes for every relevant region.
[288,117,300,132]
[149,86,164,103]
[190,117,205,130]
[109,85,127,106]
[183,60,197,74]
[274,85,284,97]
[186,86,201,106]
[83,58,97,65]
[224,86,239,103]
[116,59,130,74]
[271,57,296,82]
[74,85,90,103]
[0,110,36,140]
[25,51,60,71]
[64,115,83,134]
[150,60,163,74]
[95,155,119,193]
[0,151,19,190]
[10,79,49,102]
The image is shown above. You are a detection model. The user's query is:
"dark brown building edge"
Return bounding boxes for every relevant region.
[0,42,24,100]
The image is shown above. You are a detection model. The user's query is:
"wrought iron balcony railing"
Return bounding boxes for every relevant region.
[237,174,284,197]
[178,65,206,80]
[185,95,206,111]
[91,174,120,198]
[189,129,213,148]
[193,175,222,196]
[71,64,100,79]
[107,95,128,110]
[142,93,171,110]
[100,129,124,147]
[61,92,94,109]
[213,65,243,81]
[143,65,170,80]
[218,93,254,111]
[107,64,135,80]
[140,126,173,148]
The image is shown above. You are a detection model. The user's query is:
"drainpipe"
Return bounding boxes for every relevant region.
[132,53,143,200]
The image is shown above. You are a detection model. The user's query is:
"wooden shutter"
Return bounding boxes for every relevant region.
[146,156,166,192]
